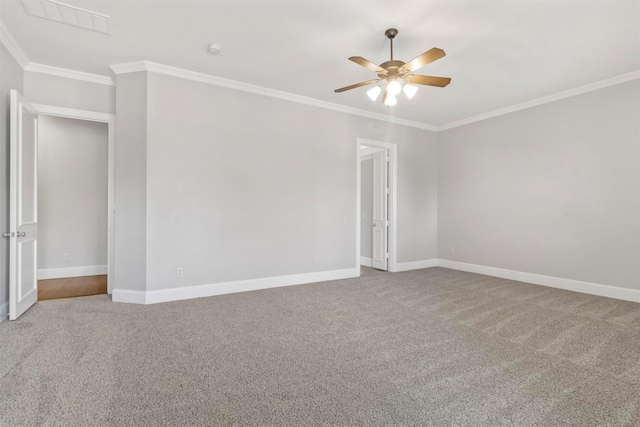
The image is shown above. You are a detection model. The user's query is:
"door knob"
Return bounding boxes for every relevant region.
[17,231,25,237]
[2,232,12,238]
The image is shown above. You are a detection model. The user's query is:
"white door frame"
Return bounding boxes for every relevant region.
[32,104,115,294]
[356,137,397,272]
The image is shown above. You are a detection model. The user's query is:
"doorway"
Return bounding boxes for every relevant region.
[36,115,109,299]
[356,138,397,273]
[33,104,115,295]
[6,93,115,319]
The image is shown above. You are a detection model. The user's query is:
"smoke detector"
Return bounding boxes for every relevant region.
[207,44,221,55]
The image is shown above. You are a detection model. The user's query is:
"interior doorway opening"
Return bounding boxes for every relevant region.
[356,138,397,273]
[36,115,109,300]
[32,103,116,296]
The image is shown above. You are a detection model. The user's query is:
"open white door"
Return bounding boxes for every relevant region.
[7,90,38,320]
[371,150,388,270]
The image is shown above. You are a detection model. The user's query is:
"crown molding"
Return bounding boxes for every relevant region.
[438,70,640,131]
[109,61,147,75]
[0,19,114,86]
[25,63,115,86]
[0,20,29,68]
[110,61,438,131]
[5,17,636,133]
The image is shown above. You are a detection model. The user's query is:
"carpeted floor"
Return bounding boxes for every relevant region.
[1,266,639,426]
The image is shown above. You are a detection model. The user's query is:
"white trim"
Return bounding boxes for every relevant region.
[394,259,439,272]
[439,70,640,131]
[32,103,115,294]
[38,265,107,280]
[113,267,360,305]
[25,63,115,86]
[111,61,639,132]
[32,104,114,122]
[109,61,437,131]
[360,257,373,267]
[108,61,148,74]
[0,20,29,68]
[438,259,640,303]
[356,138,398,273]
[111,289,147,305]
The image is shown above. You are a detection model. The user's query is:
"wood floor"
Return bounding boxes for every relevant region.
[38,275,107,300]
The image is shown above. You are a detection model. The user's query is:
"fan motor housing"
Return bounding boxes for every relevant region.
[378,60,405,77]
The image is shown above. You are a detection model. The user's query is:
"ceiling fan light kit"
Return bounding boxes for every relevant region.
[335,28,451,106]
[367,85,382,101]
[403,84,418,99]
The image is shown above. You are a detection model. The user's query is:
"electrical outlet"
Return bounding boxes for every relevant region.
[63,253,70,262]
[176,267,183,277]
[314,255,320,264]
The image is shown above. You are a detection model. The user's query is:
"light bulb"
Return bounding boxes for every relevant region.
[403,84,418,99]
[367,86,381,101]
[387,79,402,96]
[384,94,397,107]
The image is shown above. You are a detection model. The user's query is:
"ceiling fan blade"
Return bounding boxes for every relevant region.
[403,75,451,87]
[382,85,388,104]
[399,48,446,74]
[349,56,387,74]
[334,79,381,93]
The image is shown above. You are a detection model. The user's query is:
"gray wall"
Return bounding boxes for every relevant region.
[360,157,373,259]
[0,42,24,317]
[399,129,439,263]
[114,71,148,292]
[438,80,640,290]
[135,72,437,291]
[24,71,115,114]
[3,53,635,304]
[37,115,108,271]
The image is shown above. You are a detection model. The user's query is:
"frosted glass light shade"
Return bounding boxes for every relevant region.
[403,84,418,99]
[387,80,402,96]
[384,94,397,106]
[367,85,382,101]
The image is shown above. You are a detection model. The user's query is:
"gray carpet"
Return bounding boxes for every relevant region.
[1,267,639,426]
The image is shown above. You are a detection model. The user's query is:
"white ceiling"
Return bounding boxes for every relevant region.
[2,0,639,127]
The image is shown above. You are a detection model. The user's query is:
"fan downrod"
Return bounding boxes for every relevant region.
[385,28,398,60]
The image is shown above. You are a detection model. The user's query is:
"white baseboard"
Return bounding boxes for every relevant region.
[110,260,639,306]
[110,289,147,304]
[37,265,107,280]
[438,259,640,303]
[112,267,360,305]
[360,257,373,267]
[0,300,8,323]
[393,259,439,272]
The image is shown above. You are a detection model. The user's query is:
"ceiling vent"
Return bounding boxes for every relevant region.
[21,0,110,35]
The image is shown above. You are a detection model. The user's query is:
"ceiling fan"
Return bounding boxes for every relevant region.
[335,28,451,106]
